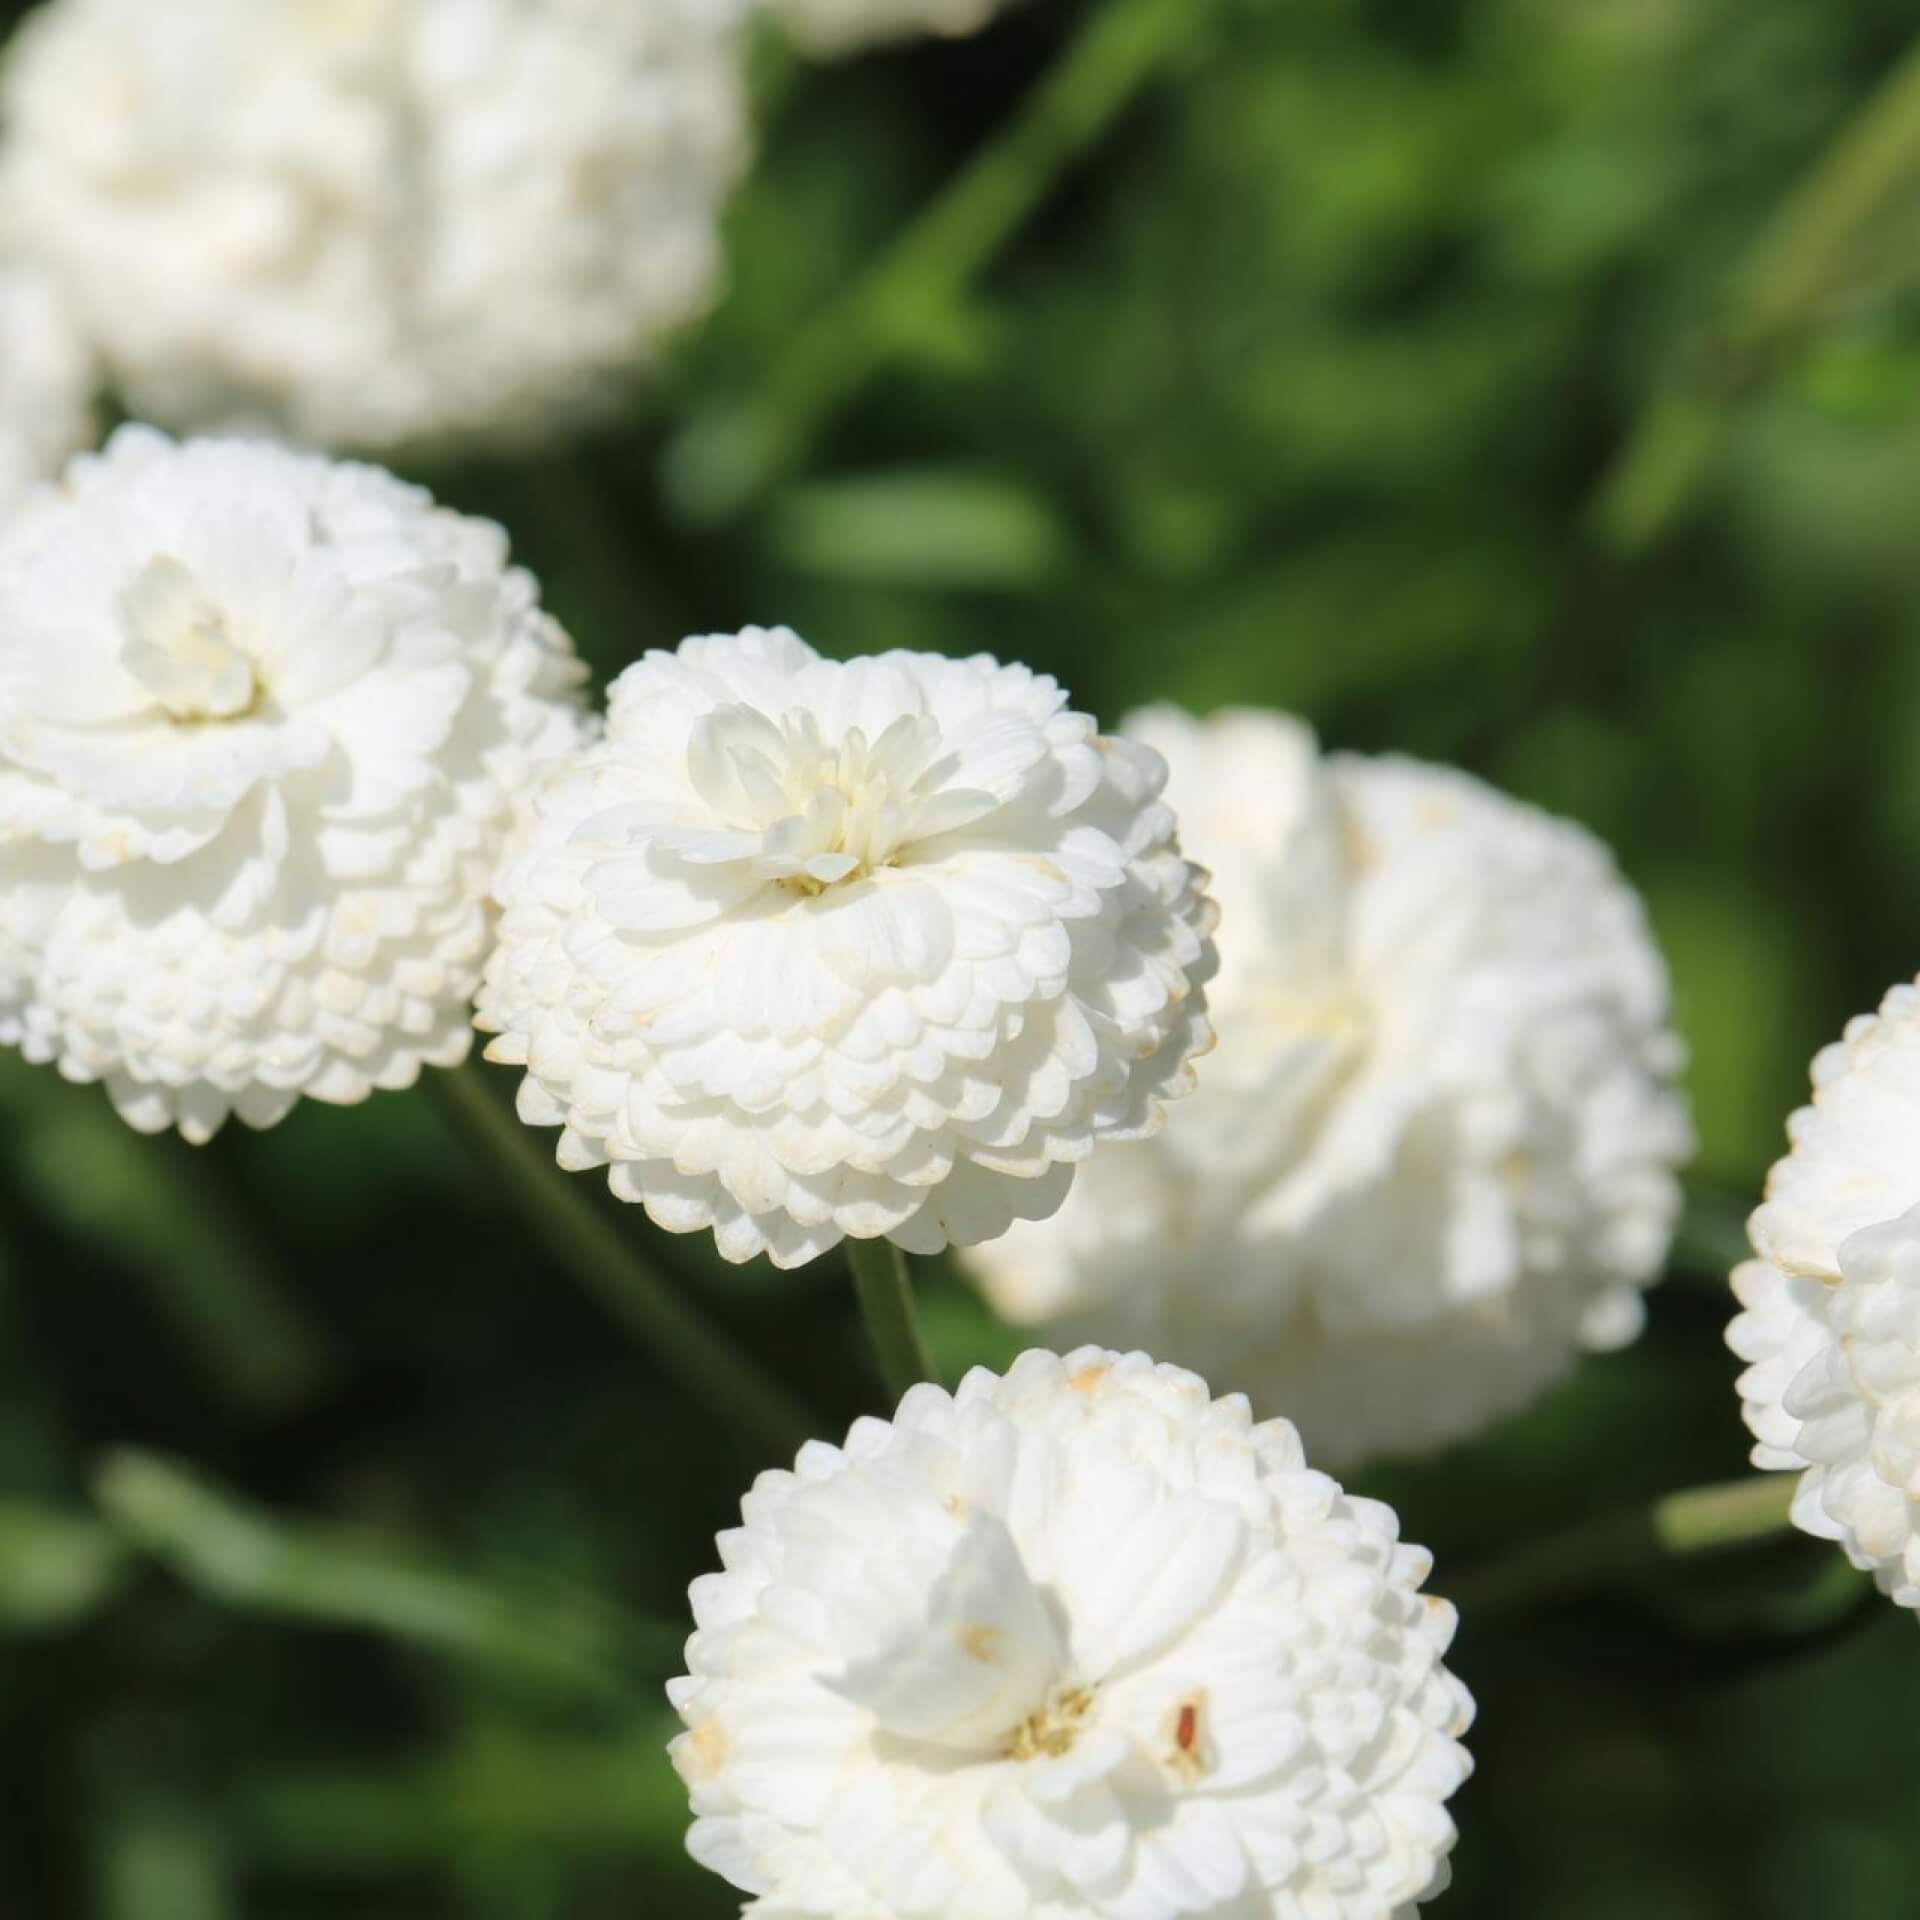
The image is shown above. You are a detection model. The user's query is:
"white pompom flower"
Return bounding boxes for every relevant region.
[0,426,587,1142]
[670,1348,1475,1920]
[0,0,748,451]
[967,708,1691,1467]
[766,0,1014,57]
[1729,983,1920,1612]
[0,261,96,519]
[475,629,1217,1268]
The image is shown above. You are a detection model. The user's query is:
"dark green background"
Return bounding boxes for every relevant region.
[3,0,1919,1913]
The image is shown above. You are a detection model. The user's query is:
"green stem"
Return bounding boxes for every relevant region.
[666,0,1207,522]
[426,1060,814,1461]
[1450,1474,1802,1622]
[847,1238,935,1403]
[143,1135,339,1414]
[1593,29,1920,553]
[2,1084,335,1415]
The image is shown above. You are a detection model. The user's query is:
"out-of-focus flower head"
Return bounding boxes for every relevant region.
[968,707,1692,1466]
[0,260,95,518]
[0,0,750,450]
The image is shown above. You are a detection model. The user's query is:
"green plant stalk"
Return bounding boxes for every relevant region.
[847,1238,935,1403]
[8,1094,335,1415]
[1451,1474,1802,1622]
[667,0,1208,522]
[1594,29,1920,553]
[427,1060,815,1461]
[143,1134,339,1413]
[96,1451,682,1699]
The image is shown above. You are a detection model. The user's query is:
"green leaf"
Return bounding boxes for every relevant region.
[0,1500,131,1633]
[97,1803,231,1920]
[230,1719,697,1871]
[95,1452,679,1704]
[769,468,1073,588]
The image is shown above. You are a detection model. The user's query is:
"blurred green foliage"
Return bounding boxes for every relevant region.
[5,0,1920,1913]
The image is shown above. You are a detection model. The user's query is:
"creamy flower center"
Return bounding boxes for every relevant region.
[119,556,259,724]
[827,1508,1085,1758]
[685,702,1002,895]
[1005,1682,1095,1760]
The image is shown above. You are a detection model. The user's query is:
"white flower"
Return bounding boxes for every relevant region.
[967,708,1691,1467]
[0,426,587,1141]
[0,262,96,519]
[1729,982,1920,1611]
[765,0,1013,56]
[670,1348,1474,1920]
[475,629,1217,1268]
[0,0,749,450]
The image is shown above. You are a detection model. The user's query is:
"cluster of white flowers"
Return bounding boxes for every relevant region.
[672,1347,1475,1920]
[0,260,95,517]
[0,0,750,451]
[0,428,586,1141]
[0,0,1805,1893]
[966,708,1692,1467]
[477,628,1219,1268]
[1729,983,1920,1611]
[765,0,1016,57]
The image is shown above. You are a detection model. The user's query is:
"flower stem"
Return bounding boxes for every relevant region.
[846,1238,936,1403]
[143,1134,339,1414]
[1591,28,1920,553]
[427,1059,815,1461]
[1450,1474,1802,1622]
[666,0,1209,523]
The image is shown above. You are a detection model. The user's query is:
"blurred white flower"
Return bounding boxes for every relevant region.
[967,708,1691,1467]
[0,0,749,450]
[476,628,1217,1268]
[766,0,1013,56]
[0,427,587,1141]
[0,262,95,518]
[1729,982,1920,1611]
[670,1347,1474,1920]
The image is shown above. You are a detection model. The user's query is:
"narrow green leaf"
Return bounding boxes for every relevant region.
[230,1720,696,1870]
[95,1451,680,1703]
[0,1500,131,1632]
[770,468,1072,588]
[97,1803,231,1920]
